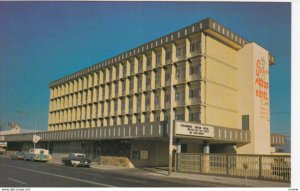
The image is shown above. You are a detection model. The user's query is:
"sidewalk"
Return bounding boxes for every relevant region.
[48,159,290,187]
[89,164,290,187]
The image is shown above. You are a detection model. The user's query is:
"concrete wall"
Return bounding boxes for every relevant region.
[130,139,169,167]
[203,35,238,129]
[236,43,271,154]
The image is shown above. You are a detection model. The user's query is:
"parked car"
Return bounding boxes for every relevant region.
[62,153,91,167]
[11,151,25,160]
[24,148,50,162]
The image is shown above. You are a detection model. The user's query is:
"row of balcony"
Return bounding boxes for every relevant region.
[50,51,202,99]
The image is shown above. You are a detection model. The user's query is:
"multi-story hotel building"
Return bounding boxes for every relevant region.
[3,18,285,167]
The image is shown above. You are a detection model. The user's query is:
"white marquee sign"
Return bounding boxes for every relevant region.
[175,122,214,138]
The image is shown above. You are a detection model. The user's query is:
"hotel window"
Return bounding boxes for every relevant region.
[136,95,141,112]
[114,100,118,112]
[113,117,117,126]
[175,92,179,101]
[109,67,113,81]
[147,56,152,68]
[136,114,141,123]
[155,112,160,121]
[128,115,132,124]
[190,40,201,52]
[123,64,126,76]
[122,80,126,92]
[176,47,181,57]
[107,118,110,126]
[120,116,124,125]
[155,72,160,84]
[165,93,170,103]
[189,88,200,98]
[146,73,151,88]
[156,54,161,66]
[115,83,118,96]
[130,62,134,74]
[129,96,133,113]
[154,93,159,105]
[108,85,112,97]
[115,65,119,78]
[121,98,125,112]
[107,101,111,116]
[165,51,171,61]
[189,112,200,122]
[138,60,143,72]
[145,113,150,122]
[129,78,134,91]
[190,64,200,75]
[137,76,142,91]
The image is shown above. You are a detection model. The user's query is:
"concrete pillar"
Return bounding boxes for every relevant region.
[203,141,210,154]
[176,138,181,154]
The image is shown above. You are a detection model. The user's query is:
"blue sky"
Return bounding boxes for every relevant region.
[0,2,291,136]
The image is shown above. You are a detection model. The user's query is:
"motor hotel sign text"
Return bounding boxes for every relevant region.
[175,122,214,138]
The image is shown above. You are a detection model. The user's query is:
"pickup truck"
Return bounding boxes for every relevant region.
[62,153,91,167]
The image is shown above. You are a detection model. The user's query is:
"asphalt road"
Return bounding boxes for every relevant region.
[0,158,231,187]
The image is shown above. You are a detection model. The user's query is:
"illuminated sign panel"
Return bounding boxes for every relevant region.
[175,121,214,138]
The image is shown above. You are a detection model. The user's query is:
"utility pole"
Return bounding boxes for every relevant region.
[17,111,38,149]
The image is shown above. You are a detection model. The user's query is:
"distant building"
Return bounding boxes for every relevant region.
[3,18,286,167]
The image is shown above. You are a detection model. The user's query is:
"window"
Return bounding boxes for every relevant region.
[138,60,143,72]
[156,54,161,66]
[181,144,187,153]
[189,112,200,122]
[155,112,160,121]
[176,92,179,101]
[122,80,126,92]
[123,64,126,76]
[154,93,159,105]
[130,62,134,73]
[115,83,118,95]
[242,115,249,130]
[147,57,151,67]
[114,100,118,111]
[121,99,125,111]
[190,40,201,52]
[165,51,171,61]
[120,117,124,125]
[190,64,200,75]
[156,73,160,84]
[145,113,150,122]
[128,116,132,124]
[136,114,141,123]
[132,151,140,160]
[107,101,111,115]
[113,117,117,126]
[116,66,119,77]
[189,88,200,98]
[176,47,181,57]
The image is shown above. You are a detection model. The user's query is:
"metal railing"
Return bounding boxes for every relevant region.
[175,153,290,182]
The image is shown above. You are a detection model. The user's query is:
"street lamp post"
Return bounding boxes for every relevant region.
[168,64,174,176]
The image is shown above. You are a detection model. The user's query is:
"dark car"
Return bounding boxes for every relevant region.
[62,153,91,167]
[11,151,25,160]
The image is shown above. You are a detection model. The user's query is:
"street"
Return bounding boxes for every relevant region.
[0,158,231,187]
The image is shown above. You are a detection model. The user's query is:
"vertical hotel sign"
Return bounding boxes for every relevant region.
[255,57,270,121]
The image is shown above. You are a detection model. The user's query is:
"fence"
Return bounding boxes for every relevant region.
[175,153,290,182]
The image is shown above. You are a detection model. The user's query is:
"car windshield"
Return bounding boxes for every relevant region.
[76,154,86,159]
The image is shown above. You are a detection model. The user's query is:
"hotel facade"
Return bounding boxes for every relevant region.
[2,18,286,167]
